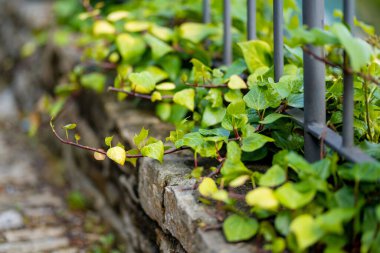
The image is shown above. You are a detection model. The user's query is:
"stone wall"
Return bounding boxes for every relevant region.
[1,1,258,252]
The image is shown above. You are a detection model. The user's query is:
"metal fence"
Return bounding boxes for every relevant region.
[202,0,376,164]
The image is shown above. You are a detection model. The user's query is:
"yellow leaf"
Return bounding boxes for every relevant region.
[246,187,279,211]
[173,88,195,111]
[124,21,151,32]
[106,146,126,165]
[94,150,106,161]
[228,75,247,90]
[211,190,229,202]
[93,20,116,36]
[151,91,162,102]
[199,177,218,197]
[107,11,130,22]
[156,82,176,91]
[229,175,250,188]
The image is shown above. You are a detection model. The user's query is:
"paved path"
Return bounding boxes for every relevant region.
[0,89,121,252]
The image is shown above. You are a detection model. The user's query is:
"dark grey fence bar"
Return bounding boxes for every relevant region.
[287,109,376,163]
[223,0,232,65]
[203,0,211,24]
[342,0,355,148]
[273,0,284,82]
[302,0,326,162]
[247,0,256,40]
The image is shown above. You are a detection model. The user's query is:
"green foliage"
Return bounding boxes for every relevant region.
[223,214,259,242]
[67,191,87,211]
[49,1,380,252]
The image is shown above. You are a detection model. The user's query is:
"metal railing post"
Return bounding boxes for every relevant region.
[273,0,284,82]
[223,0,232,65]
[203,0,211,24]
[247,0,256,40]
[342,0,355,148]
[303,0,326,162]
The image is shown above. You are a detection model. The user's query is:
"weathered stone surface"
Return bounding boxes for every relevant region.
[156,229,186,253]
[52,248,78,253]
[139,157,193,227]
[4,227,66,242]
[0,237,70,253]
[0,210,23,231]
[0,89,19,123]
[139,157,257,253]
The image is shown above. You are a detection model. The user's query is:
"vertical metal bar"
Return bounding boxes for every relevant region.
[247,0,256,40]
[303,0,326,162]
[223,0,232,65]
[203,0,211,24]
[274,0,284,82]
[342,0,355,148]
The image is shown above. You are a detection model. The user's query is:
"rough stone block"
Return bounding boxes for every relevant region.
[138,157,193,227]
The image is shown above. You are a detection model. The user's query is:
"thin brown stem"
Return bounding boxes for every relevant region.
[233,128,241,140]
[228,192,246,201]
[185,83,229,89]
[108,87,173,100]
[51,120,188,159]
[50,121,106,155]
[363,79,373,141]
[302,46,380,86]
[207,161,224,178]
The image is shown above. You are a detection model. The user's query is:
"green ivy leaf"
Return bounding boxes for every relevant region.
[116,33,146,63]
[156,103,171,121]
[205,89,223,108]
[80,73,106,93]
[129,72,156,94]
[241,133,274,152]
[141,140,164,163]
[275,211,291,236]
[260,113,290,124]
[107,146,126,165]
[238,40,272,73]
[222,142,252,182]
[331,23,372,72]
[243,86,270,111]
[201,106,226,127]
[224,90,243,103]
[173,89,195,111]
[134,127,149,149]
[144,33,173,60]
[179,22,215,43]
[223,214,259,242]
[105,136,114,148]
[175,132,216,158]
[144,66,169,83]
[259,165,286,187]
[275,182,316,209]
[290,214,324,250]
[338,162,380,182]
[287,93,304,108]
[316,208,355,235]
